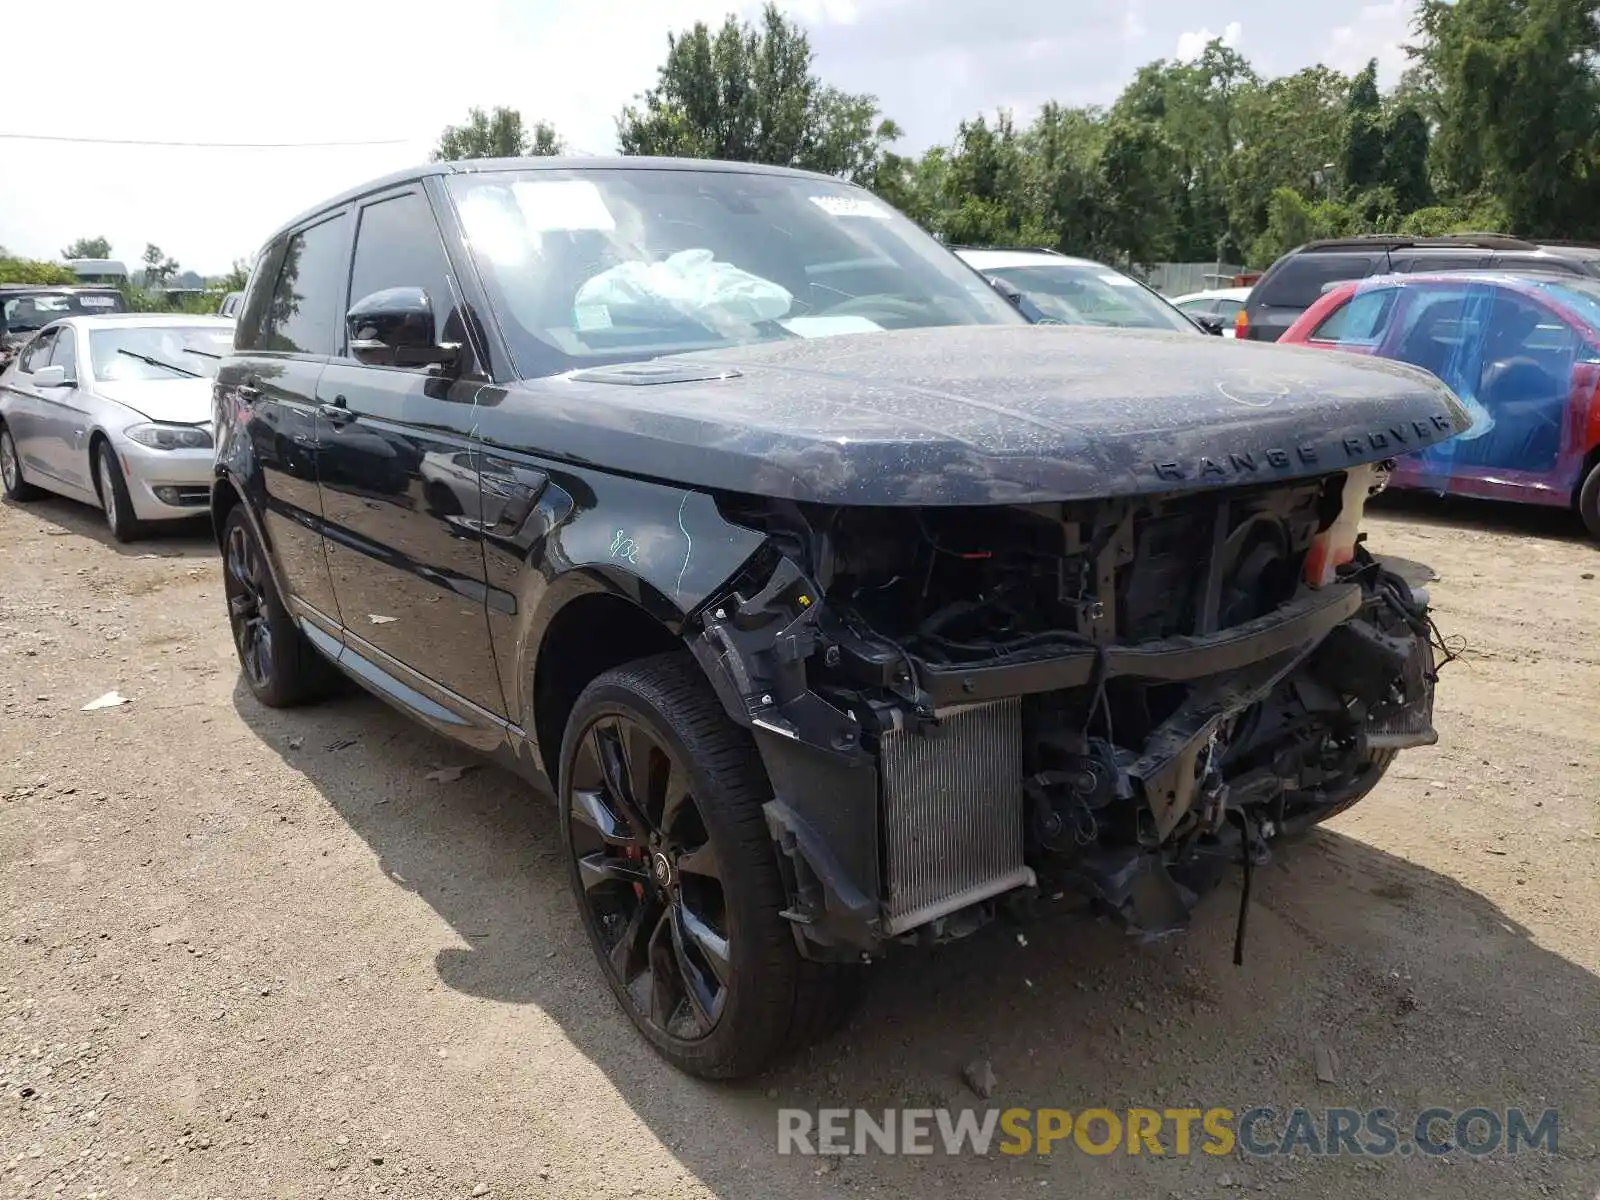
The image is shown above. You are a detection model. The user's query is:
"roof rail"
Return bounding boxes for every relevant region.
[947,244,1066,256]
[1299,233,1540,252]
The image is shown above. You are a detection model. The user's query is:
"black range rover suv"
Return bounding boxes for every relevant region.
[213,158,1464,1078]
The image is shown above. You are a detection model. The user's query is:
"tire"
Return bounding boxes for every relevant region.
[1279,748,1398,837]
[221,505,340,708]
[559,651,859,1079]
[94,440,144,543]
[1578,460,1600,541]
[0,422,41,501]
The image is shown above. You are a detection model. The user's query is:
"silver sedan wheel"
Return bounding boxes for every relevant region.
[98,451,119,536]
[0,430,18,492]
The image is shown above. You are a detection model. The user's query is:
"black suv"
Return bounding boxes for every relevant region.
[1239,234,1600,342]
[0,284,127,365]
[213,158,1462,1078]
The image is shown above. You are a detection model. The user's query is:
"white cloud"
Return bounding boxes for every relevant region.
[1175,19,1243,61]
[1326,0,1414,83]
[0,0,747,273]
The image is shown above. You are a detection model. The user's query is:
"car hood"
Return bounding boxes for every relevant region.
[93,378,213,425]
[476,325,1472,506]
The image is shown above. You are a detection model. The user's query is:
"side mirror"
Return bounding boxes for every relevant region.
[31,364,70,387]
[1193,315,1225,336]
[346,287,459,369]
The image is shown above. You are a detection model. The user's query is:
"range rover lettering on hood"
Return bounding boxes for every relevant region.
[1152,411,1462,483]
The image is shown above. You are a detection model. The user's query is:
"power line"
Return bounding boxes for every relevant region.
[0,132,411,149]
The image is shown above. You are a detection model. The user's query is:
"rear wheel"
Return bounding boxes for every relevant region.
[1578,460,1600,541]
[94,441,143,543]
[1,423,42,501]
[559,652,858,1079]
[221,506,339,707]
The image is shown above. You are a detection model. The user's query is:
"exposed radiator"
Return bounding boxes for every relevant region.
[1366,633,1439,750]
[879,699,1032,935]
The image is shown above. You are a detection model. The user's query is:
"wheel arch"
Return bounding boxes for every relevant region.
[529,582,687,787]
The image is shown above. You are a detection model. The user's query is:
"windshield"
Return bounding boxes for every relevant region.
[445,168,1021,377]
[88,325,234,381]
[2,291,125,333]
[984,264,1198,333]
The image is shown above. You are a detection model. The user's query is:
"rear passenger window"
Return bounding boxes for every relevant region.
[1493,253,1581,276]
[263,213,350,356]
[1255,255,1380,309]
[346,191,459,360]
[1311,287,1398,343]
[1393,252,1490,273]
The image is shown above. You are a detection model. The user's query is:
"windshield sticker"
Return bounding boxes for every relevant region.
[1098,273,1139,287]
[573,303,612,332]
[809,195,892,219]
[512,179,617,234]
[778,315,884,338]
[79,296,118,308]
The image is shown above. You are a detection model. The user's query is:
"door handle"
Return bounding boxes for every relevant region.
[236,384,260,402]
[318,401,356,427]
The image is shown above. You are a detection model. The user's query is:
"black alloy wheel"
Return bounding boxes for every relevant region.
[219,505,338,708]
[559,653,859,1079]
[225,517,276,694]
[567,710,732,1041]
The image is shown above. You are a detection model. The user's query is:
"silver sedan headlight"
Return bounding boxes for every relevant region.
[124,423,214,451]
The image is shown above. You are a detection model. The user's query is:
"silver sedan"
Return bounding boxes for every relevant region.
[0,314,234,541]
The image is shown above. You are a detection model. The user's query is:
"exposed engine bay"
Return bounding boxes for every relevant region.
[694,465,1447,961]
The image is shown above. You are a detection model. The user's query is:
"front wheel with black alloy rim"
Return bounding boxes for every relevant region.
[559,652,859,1079]
[1,423,41,501]
[94,441,144,543]
[220,505,339,708]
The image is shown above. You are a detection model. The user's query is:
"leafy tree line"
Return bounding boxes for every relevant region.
[433,0,1600,270]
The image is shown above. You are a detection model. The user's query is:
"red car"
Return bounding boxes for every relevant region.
[1281,271,1600,538]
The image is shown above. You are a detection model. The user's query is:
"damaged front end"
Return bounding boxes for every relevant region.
[689,464,1446,962]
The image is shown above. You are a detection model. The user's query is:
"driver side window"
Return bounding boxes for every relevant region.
[49,328,78,381]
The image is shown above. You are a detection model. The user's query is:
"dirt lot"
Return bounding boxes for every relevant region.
[1,488,1597,1200]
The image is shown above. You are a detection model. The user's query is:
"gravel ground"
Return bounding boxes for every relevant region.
[1,488,1597,1200]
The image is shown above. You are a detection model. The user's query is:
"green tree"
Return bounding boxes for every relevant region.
[432,106,564,161]
[0,257,78,285]
[617,3,899,184]
[1380,105,1433,212]
[140,244,178,289]
[61,236,113,260]
[1342,60,1386,195]
[1413,0,1600,236]
[218,258,252,292]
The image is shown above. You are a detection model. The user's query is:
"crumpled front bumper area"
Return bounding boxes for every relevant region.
[695,545,1441,961]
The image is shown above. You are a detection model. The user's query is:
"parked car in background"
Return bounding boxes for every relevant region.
[211,158,1460,1079]
[1,285,128,367]
[1171,286,1252,338]
[1282,271,1600,538]
[0,314,236,540]
[953,247,1210,333]
[1239,235,1600,344]
[66,259,130,286]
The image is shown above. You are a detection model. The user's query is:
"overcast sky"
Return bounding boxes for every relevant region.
[0,0,1414,274]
